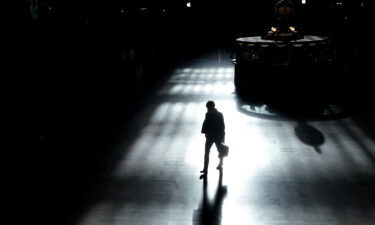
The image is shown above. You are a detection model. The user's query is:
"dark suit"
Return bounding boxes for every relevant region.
[201,108,225,171]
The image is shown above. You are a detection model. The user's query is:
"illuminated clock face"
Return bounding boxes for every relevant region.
[277,6,292,15]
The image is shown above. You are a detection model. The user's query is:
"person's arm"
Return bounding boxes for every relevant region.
[220,113,225,132]
[201,114,208,134]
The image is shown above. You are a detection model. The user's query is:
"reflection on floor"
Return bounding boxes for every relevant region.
[75,50,375,225]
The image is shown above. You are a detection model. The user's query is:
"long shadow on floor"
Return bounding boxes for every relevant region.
[194,170,227,225]
[295,121,325,153]
[236,93,329,153]
[236,91,349,122]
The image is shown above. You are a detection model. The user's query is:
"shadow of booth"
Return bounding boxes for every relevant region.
[295,121,325,153]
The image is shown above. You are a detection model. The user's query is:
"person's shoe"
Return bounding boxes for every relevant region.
[199,173,207,179]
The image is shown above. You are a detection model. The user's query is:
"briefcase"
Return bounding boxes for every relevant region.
[218,143,229,157]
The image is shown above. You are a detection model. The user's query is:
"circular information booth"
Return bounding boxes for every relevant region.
[233,35,335,100]
[236,35,329,48]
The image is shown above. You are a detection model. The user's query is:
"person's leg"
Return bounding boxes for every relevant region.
[214,140,224,169]
[202,138,214,173]
[218,157,224,169]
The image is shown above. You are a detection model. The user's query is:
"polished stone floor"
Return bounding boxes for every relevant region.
[69,50,375,225]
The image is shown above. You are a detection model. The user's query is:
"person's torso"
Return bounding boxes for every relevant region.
[204,111,224,134]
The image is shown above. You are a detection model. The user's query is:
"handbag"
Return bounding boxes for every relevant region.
[218,142,229,157]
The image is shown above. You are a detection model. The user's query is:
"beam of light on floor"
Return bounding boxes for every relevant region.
[77,60,375,225]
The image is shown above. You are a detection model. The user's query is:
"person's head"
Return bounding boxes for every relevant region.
[206,101,215,111]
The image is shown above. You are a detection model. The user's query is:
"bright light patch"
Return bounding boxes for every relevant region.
[217,67,226,73]
[193,68,202,73]
[208,68,216,73]
[225,68,233,73]
[186,2,192,8]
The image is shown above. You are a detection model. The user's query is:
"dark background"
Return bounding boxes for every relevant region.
[7,0,372,224]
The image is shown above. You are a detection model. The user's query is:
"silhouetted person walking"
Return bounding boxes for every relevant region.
[201,101,225,174]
